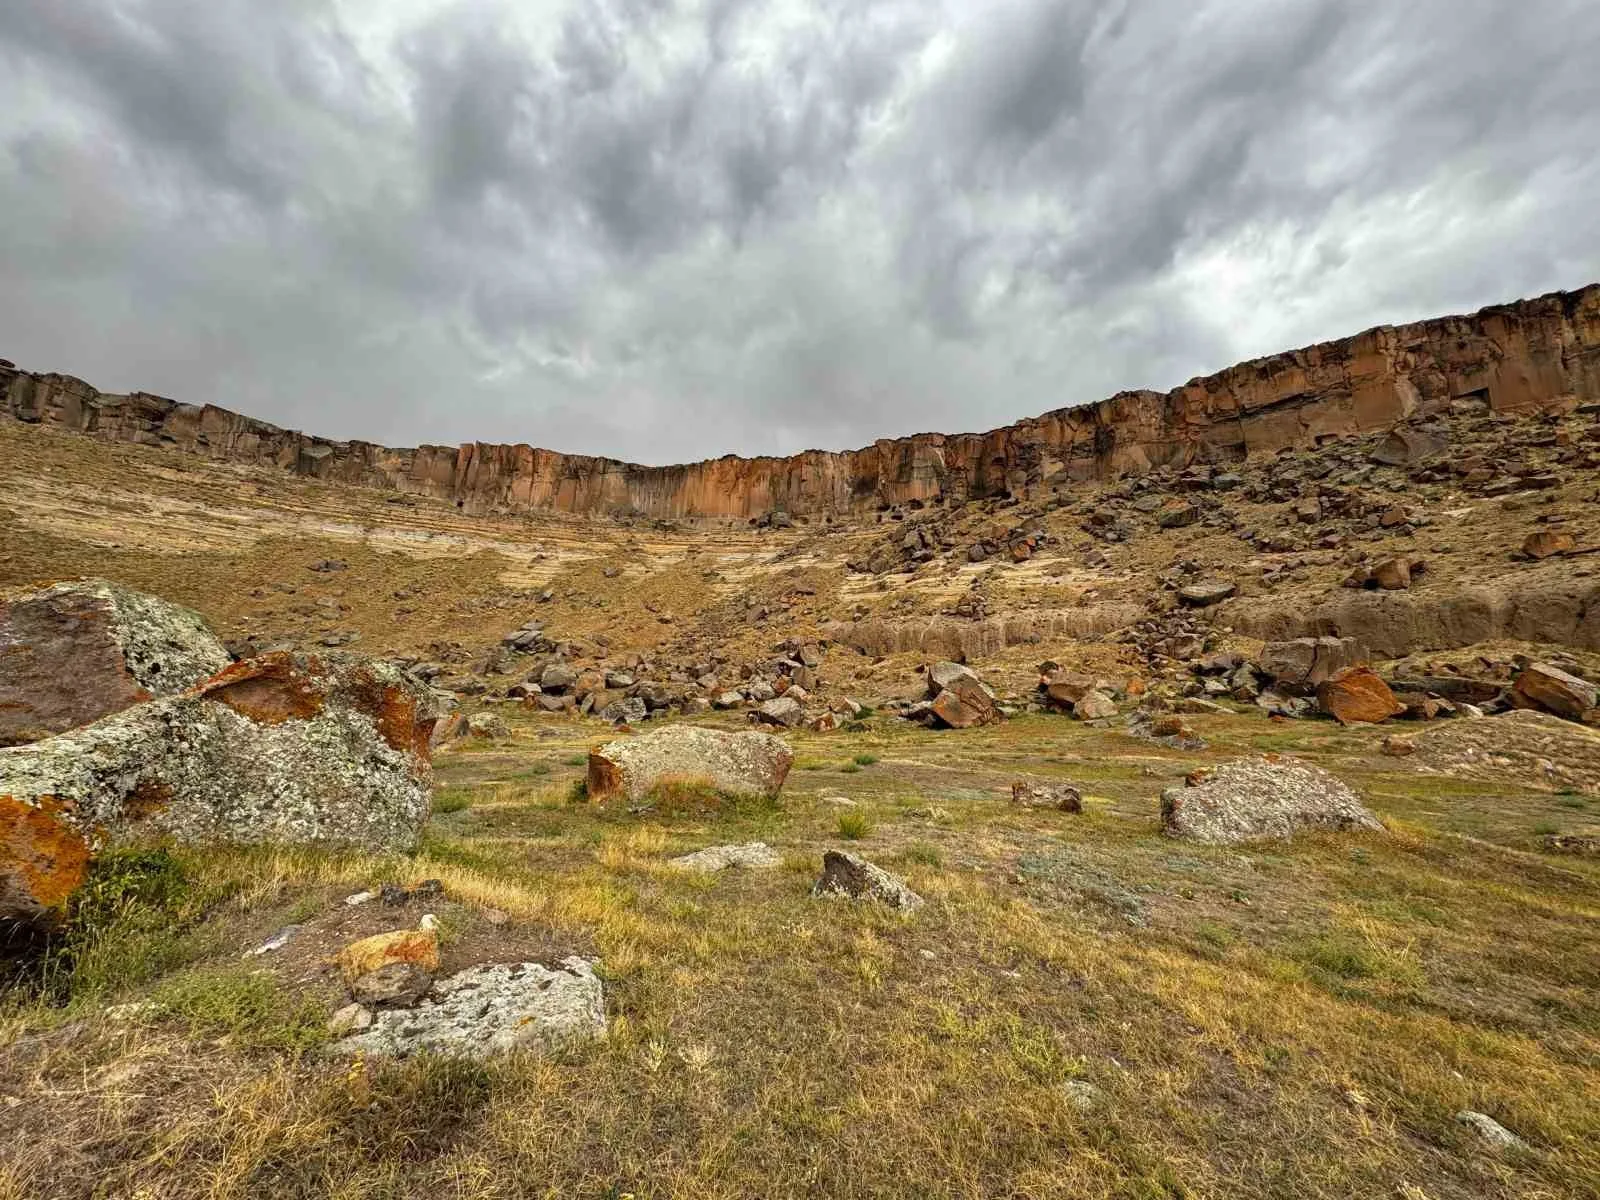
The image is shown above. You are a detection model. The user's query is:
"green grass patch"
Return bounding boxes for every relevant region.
[853,753,879,767]
[149,966,328,1054]
[432,789,474,815]
[836,811,872,840]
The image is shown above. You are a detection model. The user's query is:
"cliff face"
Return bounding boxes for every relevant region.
[4,285,1598,521]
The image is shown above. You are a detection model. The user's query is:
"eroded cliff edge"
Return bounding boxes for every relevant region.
[4,285,1598,520]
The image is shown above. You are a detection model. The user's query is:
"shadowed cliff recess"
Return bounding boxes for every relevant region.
[4,284,1598,522]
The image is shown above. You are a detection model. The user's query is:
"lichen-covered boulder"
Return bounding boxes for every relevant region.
[1161,757,1383,844]
[1,652,444,929]
[0,579,231,746]
[586,725,792,803]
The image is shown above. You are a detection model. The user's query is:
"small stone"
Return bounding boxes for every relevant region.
[328,1003,373,1037]
[1381,735,1416,757]
[1455,1110,1529,1152]
[466,712,510,739]
[350,962,433,1008]
[338,928,440,984]
[481,907,511,926]
[1177,580,1236,607]
[1062,1080,1106,1113]
[243,925,300,958]
[344,890,377,907]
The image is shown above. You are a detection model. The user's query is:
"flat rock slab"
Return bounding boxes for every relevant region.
[1162,757,1382,844]
[0,579,231,746]
[587,725,792,803]
[670,842,782,872]
[334,958,606,1059]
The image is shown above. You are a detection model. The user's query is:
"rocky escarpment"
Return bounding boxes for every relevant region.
[4,285,1597,520]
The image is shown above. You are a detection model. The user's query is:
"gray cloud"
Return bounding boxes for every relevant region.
[1,0,1597,463]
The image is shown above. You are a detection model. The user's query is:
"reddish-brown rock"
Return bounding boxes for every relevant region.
[5,285,1597,520]
[1511,663,1598,721]
[1317,667,1405,725]
[1522,530,1576,560]
[0,580,231,746]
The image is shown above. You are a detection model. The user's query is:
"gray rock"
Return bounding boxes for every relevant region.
[334,958,606,1059]
[670,841,783,872]
[712,690,744,710]
[1259,636,1367,689]
[1162,757,1383,844]
[1062,1080,1107,1113]
[350,962,433,1008]
[1074,690,1118,721]
[466,712,510,739]
[811,850,924,912]
[587,724,793,803]
[1455,1111,1530,1152]
[327,1003,373,1037]
[1177,580,1236,607]
[540,663,577,693]
[754,696,804,728]
[1012,781,1083,812]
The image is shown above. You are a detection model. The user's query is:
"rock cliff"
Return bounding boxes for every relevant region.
[4,285,1597,520]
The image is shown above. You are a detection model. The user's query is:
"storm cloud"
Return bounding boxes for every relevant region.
[2,0,1597,463]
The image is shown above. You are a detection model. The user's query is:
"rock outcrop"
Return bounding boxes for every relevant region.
[586,725,793,803]
[5,284,1596,520]
[1,652,442,928]
[0,580,231,746]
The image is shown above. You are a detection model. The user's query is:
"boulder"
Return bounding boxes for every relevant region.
[810,850,923,911]
[1161,757,1383,844]
[1040,670,1097,712]
[0,579,232,746]
[923,661,1002,728]
[1316,667,1405,725]
[1511,663,1597,721]
[754,695,804,728]
[1011,781,1083,812]
[1,652,443,929]
[670,842,783,872]
[1074,690,1118,721]
[586,725,793,803]
[1521,530,1574,560]
[539,663,577,693]
[1369,557,1412,591]
[1259,636,1367,689]
[333,958,605,1059]
[1177,580,1236,607]
[466,712,510,739]
[1371,426,1446,466]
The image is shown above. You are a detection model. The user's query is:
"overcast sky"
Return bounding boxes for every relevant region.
[2,0,1598,464]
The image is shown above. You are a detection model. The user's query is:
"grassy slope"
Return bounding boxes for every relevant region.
[4,710,1598,1200]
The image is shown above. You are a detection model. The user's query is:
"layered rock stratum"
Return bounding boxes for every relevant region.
[4,285,1597,520]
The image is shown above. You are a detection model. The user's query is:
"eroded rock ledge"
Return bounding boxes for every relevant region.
[4,285,1597,520]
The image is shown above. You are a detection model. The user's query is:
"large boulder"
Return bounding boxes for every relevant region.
[1259,636,1367,690]
[1161,757,1383,844]
[1,652,443,929]
[1316,667,1405,725]
[586,725,793,803]
[923,661,1002,729]
[0,579,231,746]
[1511,663,1597,722]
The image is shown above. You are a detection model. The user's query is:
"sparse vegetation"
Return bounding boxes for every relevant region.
[836,810,871,839]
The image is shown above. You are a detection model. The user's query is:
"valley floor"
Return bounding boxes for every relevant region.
[4,709,1598,1200]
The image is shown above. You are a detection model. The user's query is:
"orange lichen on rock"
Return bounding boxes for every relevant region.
[0,792,92,923]
[194,652,326,724]
[348,667,436,761]
[336,928,441,984]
